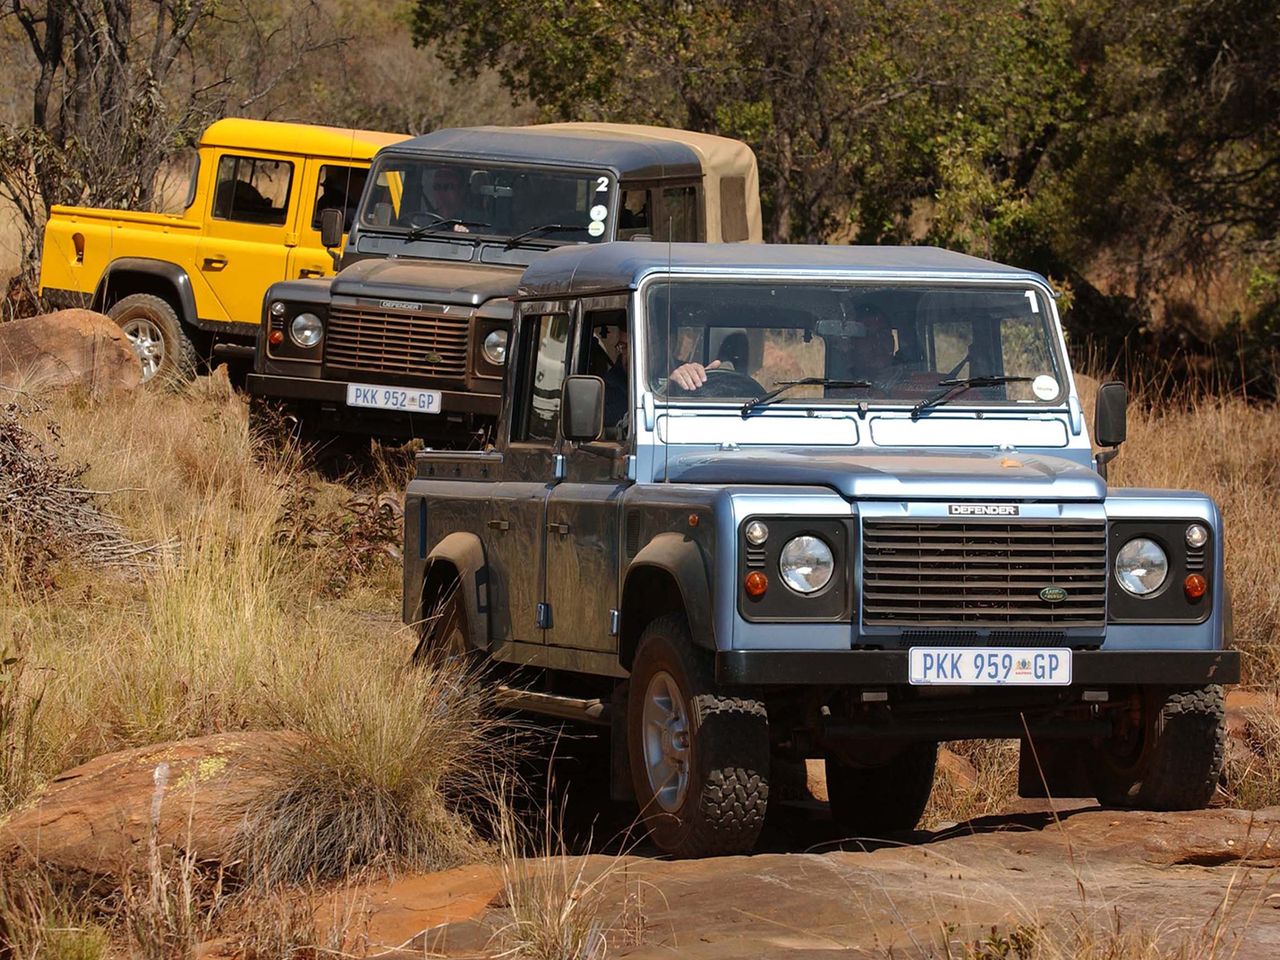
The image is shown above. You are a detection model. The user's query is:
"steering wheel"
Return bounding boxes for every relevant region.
[666,367,767,399]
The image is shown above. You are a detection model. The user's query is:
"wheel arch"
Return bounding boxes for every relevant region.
[412,531,490,651]
[619,532,715,670]
[94,258,197,325]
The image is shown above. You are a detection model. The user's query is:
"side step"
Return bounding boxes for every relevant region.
[495,686,611,726]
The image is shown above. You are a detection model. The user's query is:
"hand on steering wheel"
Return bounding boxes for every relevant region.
[667,362,767,398]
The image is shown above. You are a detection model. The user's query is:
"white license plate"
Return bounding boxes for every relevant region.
[345,383,441,414]
[908,647,1072,686]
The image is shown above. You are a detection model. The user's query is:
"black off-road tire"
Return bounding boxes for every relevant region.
[627,614,769,858]
[825,741,938,836]
[107,293,198,384]
[1092,685,1226,810]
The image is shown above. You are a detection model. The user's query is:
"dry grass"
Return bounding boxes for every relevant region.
[491,798,646,960]
[0,375,492,883]
[0,872,107,960]
[237,658,500,885]
[923,741,1022,829]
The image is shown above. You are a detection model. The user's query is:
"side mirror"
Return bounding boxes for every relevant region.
[561,375,605,443]
[319,208,344,254]
[1094,381,1127,448]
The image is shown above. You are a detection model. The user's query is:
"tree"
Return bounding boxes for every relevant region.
[0,0,340,306]
[410,0,1076,245]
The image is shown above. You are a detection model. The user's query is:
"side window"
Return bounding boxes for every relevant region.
[617,187,651,240]
[516,314,570,443]
[312,164,369,232]
[582,308,630,442]
[719,176,749,242]
[211,154,293,225]
[658,185,699,242]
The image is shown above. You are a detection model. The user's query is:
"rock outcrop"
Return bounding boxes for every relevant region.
[0,731,294,878]
[0,309,141,395]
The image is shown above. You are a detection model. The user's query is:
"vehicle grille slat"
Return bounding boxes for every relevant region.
[325,305,470,377]
[862,518,1107,628]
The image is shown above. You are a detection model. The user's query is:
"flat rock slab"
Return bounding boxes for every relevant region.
[0,731,295,877]
[419,807,1280,959]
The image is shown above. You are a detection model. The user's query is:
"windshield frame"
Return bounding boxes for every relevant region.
[354,152,618,246]
[635,273,1071,413]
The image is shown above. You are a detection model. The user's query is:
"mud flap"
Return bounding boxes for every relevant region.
[1018,737,1095,799]
[610,680,634,803]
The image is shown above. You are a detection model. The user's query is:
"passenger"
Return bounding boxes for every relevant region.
[596,322,630,434]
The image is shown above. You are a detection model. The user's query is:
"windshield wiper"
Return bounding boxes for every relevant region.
[404,218,490,241]
[503,223,588,249]
[740,377,872,418]
[909,375,1034,420]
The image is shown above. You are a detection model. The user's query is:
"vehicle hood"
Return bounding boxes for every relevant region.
[330,257,522,307]
[663,448,1105,501]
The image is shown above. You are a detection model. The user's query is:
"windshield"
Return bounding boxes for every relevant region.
[644,280,1065,406]
[357,155,613,243]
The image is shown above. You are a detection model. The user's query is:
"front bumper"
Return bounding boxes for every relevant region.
[245,372,501,417]
[716,649,1240,687]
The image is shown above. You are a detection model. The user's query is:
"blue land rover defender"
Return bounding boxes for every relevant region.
[403,243,1237,858]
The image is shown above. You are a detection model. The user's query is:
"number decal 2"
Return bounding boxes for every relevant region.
[596,176,609,193]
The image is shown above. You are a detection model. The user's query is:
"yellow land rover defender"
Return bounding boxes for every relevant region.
[38,118,407,382]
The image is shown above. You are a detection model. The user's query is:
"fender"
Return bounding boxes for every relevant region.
[413,531,490,651]
[94,258,198,324]
[621,532,716,663]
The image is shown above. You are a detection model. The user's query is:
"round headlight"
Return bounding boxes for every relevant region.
[1186,523,1209,549]
[779,535,834,595]
[270,300,286,317]
[482,329,508,365]
[1115,537,1169,596]
[745,520,769,546]
[289,312,323,348]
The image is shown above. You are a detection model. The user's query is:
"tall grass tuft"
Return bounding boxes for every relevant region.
[238,658,501,885]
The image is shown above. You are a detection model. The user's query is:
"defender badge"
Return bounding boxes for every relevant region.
[1040,586,1068,603]
[423,351,444,364]
[948,504,1020,517]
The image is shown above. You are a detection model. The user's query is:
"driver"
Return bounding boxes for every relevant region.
[425,167,471,232]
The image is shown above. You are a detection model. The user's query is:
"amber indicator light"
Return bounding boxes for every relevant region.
[268,330,284,345]
[1184,574,1208,601]
[744,571,768,598]
[688,513,699,527]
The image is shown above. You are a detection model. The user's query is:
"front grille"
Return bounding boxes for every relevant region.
[862,519,1107,628]
[325,305,469,378]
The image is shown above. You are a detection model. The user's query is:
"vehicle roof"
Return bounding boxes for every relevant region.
[515,243,1051,301]
[199,118,408,159]
[383,122,755,181]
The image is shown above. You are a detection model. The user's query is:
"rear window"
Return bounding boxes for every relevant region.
[211,155,293,226]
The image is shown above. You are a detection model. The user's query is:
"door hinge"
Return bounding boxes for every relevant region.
[487,519,510,531]
[546,521,570,536]
[284,231,298,247]
[536,602,553,629]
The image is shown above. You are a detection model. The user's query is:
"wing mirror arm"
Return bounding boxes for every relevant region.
[1093,381,1127,482]
[319,208,344,269]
